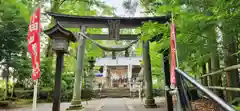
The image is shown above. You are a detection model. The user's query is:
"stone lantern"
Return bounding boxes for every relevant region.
[44,22,76,53]
[44,22,76,111]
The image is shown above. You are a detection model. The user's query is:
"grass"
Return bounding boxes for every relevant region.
[0,94,94,109]
[234,105,240,111]
[0,98,33,109]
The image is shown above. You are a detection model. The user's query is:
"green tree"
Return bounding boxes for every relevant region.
[139,0,240,102]
[0,0,29,98]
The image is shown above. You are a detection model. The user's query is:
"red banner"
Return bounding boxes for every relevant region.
[27,8,41,80]
[170,23,176,86]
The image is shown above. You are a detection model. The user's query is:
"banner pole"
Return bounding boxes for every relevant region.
[172,13,179,68]
[32,79,38,111]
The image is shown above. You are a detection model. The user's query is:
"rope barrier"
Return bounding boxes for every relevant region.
[76,32,140,52]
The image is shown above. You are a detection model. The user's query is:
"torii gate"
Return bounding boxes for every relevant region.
[46,12,170,110]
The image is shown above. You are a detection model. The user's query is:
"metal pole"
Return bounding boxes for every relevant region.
[175,68,235,111]
[175,69,192,111]
[162,49,173,111]
[52,51,64,111]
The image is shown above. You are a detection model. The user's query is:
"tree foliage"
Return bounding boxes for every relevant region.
[139,0,240,102]
[0,0,114,100]
[4,0,240,106]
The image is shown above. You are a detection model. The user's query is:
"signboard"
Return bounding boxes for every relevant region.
[170,23,176,86]
[27,8,41,80]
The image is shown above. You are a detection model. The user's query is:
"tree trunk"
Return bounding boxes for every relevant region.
[206,26,223,97]
[210,50,223,97]
[222,26,240,101]
[5,53,11,99]
[43,0,62,87]
[5,76,9,99]
[202,63,207,86]
[237,34,240,64]
[11,75,15,98]
[3,67,10,100]
[207,59,212,86]
[45,0,61,57]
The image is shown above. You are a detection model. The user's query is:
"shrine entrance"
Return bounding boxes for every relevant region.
[44,10,236,111]
[44,12,170,111]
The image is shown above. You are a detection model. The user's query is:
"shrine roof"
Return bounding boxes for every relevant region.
[46,12,170,28]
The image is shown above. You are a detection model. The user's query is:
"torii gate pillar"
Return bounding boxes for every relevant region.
[143,40,157,108]
[67,26,87,110]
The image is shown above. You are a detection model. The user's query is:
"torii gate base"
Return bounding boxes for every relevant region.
[144,99,157,108]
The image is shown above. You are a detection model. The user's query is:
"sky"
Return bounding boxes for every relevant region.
[102,0,144,17]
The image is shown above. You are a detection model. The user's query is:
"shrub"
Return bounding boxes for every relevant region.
[61,90,72,102]
[0,101,10,107]
[82,88,96,100]
[152,89,163,97]
[14,88,33,99]
[39,88,53,102]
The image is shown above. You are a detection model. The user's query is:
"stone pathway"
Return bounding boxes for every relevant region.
[100,98,128,111]
[0,99,103,111]
[98,97,166,111]
[124,97,166,111]
[0,97,166,111]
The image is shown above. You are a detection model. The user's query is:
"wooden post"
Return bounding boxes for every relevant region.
[52,51,64,111]
[162,49,173,111]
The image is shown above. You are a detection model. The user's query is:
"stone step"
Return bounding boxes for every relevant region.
[100,94,130,98]
[100,90,130,93]
[100,88,130,93]
[100,93,130,96]
[96,88,132,98]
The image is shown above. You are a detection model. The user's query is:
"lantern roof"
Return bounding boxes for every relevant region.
[44,22,77,42]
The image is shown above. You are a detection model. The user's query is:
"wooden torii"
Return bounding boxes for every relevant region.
[47,12,170,110]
